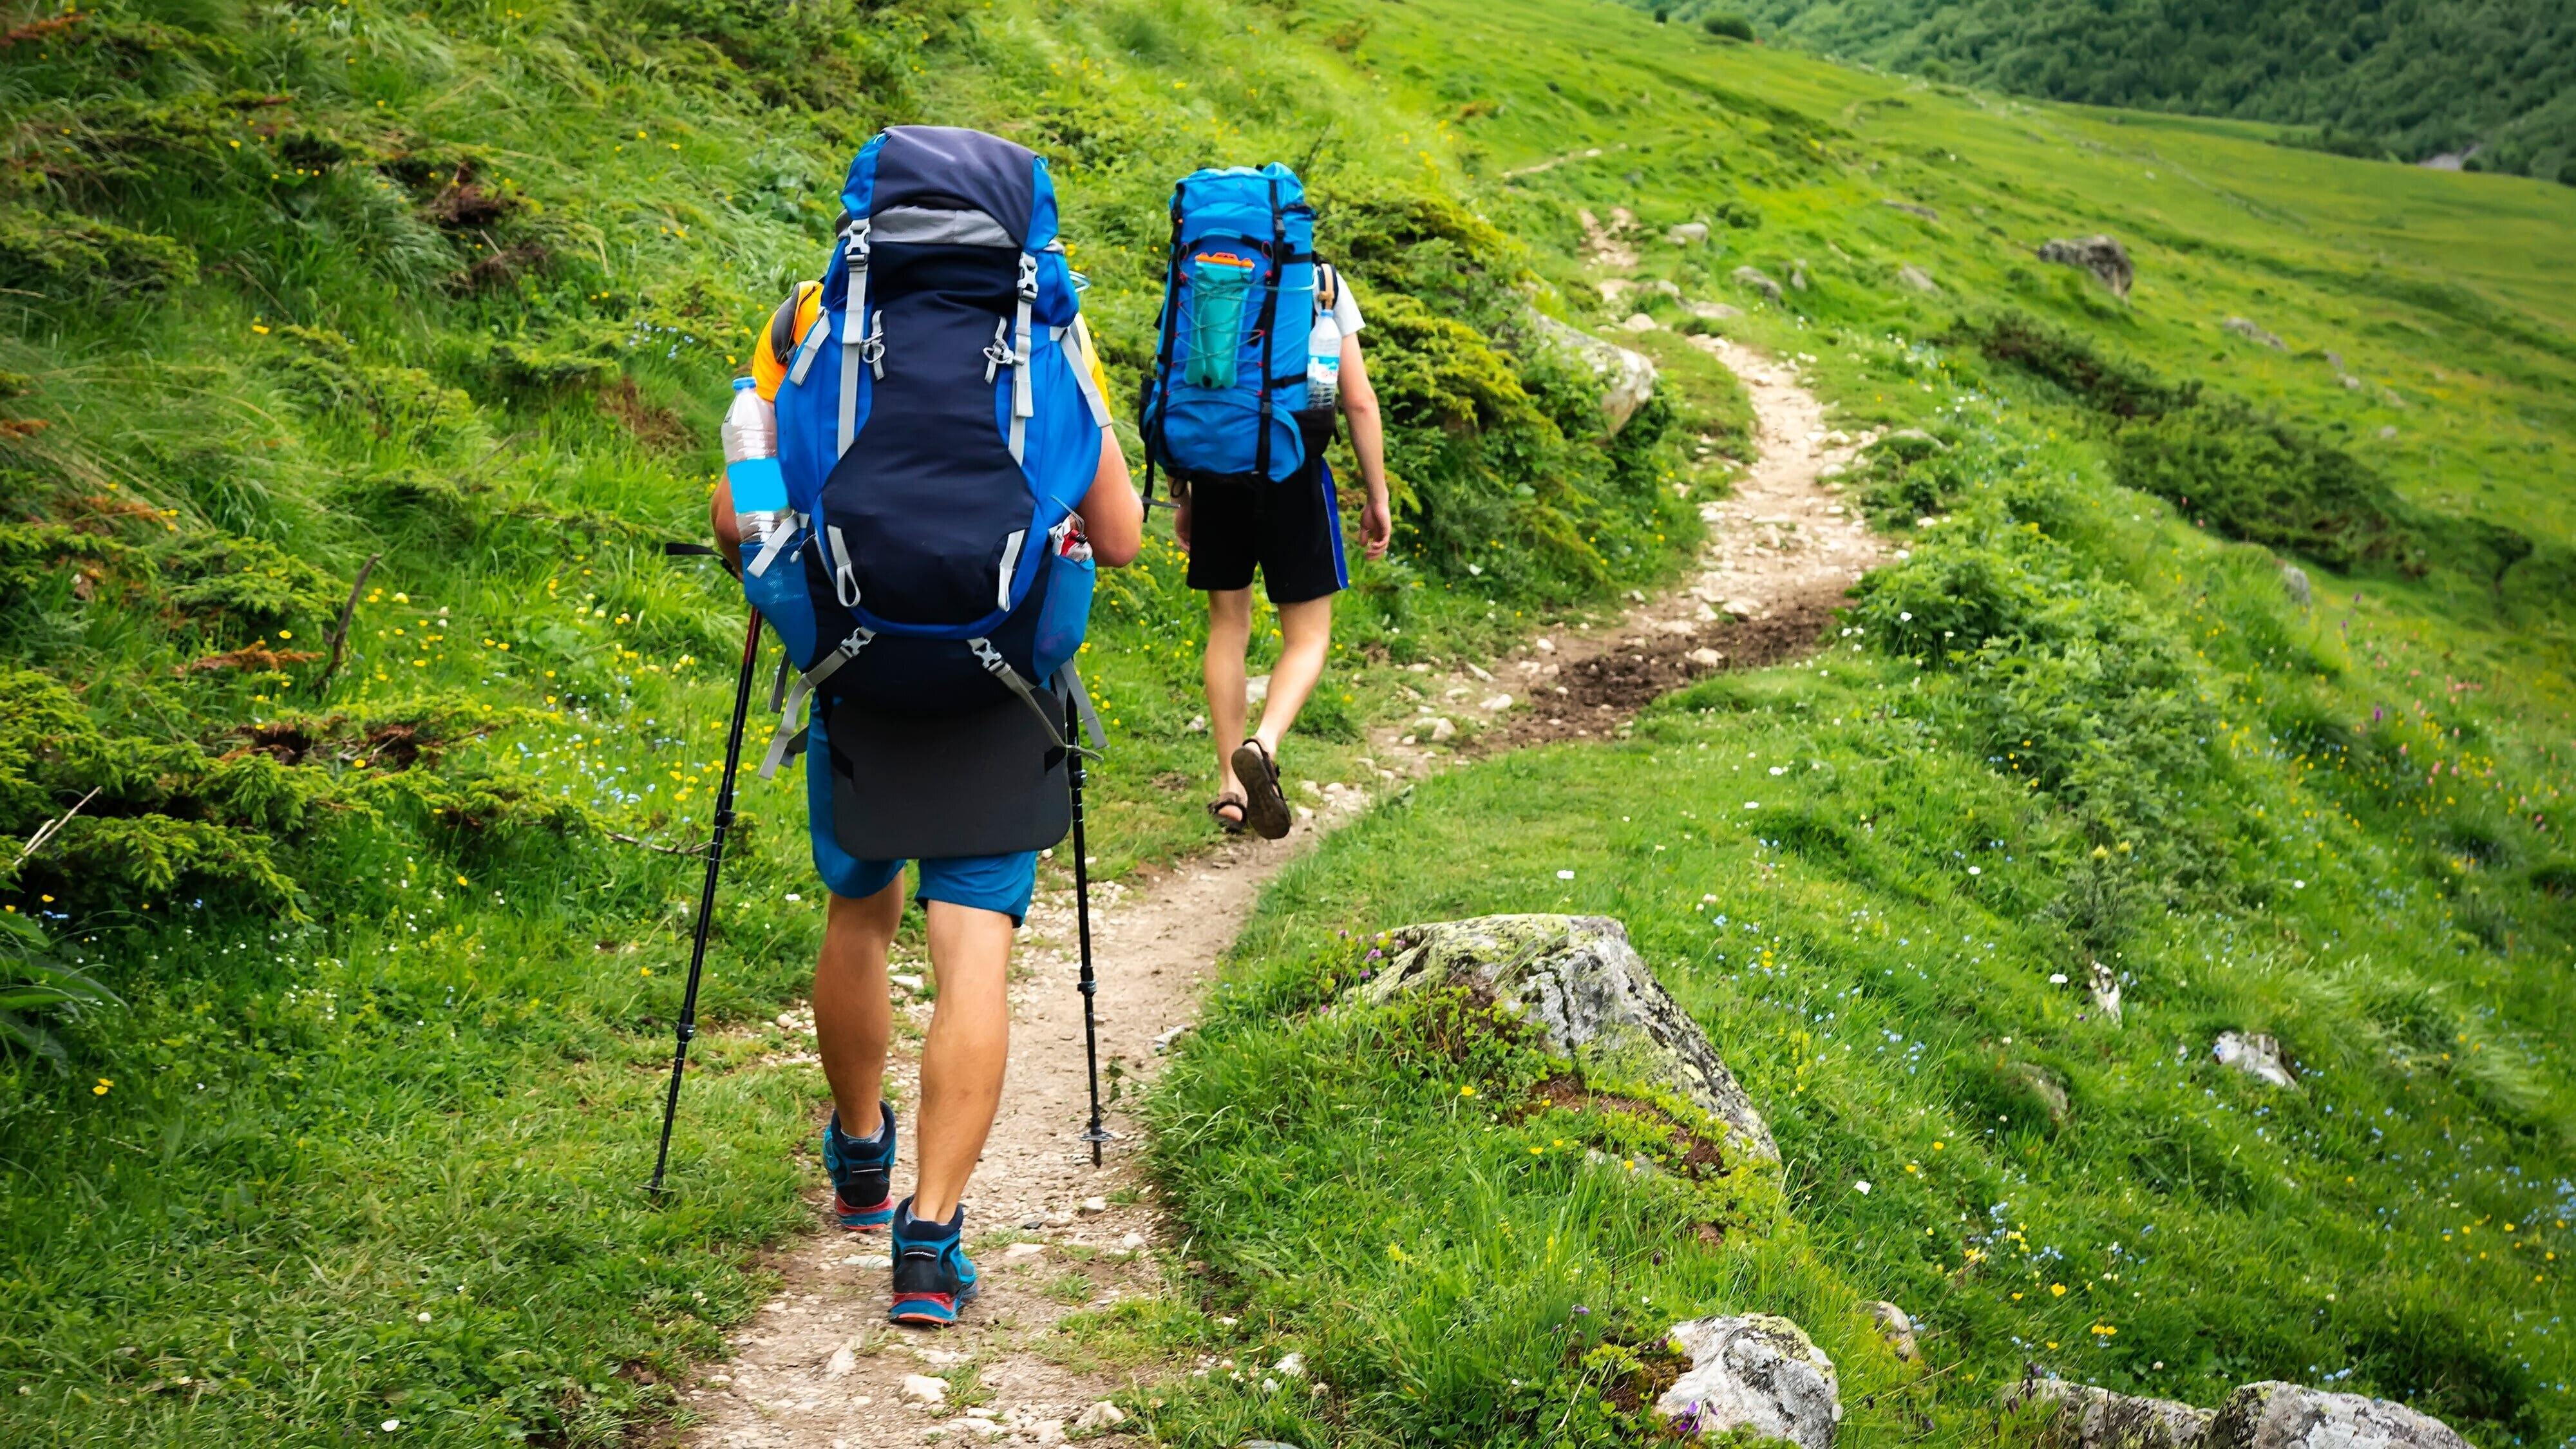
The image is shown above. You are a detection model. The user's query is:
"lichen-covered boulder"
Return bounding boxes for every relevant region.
[1864,1301,1920,1362]
[2206,1383,2470,1449]
[2003,1375,2214,1449]
[1353,915,1776,1161]
[2035,234,2134,298]
[1522,312,1658,435]
[1731,265,1785,303]
[2213,1032,2298,1089]
[1656,1314,1841,1449]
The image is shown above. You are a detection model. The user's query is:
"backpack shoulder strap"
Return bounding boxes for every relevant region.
[754,281,824,401]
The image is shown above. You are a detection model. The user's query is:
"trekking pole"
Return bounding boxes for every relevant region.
[1066,690,1112,1168]
[648,544,764,1197]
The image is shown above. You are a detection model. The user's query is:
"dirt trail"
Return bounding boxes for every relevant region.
[679,337,1871,1448]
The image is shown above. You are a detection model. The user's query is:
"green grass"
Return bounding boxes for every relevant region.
[4,0,2575,1443]
[0,0,1715,1441]
[1128,361,2576,1448]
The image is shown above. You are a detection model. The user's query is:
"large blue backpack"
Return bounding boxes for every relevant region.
[747,126,1112,778]
[1138,164,1318,497]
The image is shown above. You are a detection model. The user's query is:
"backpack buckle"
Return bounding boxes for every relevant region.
[983,318,1014,383]
[860,313,887,381]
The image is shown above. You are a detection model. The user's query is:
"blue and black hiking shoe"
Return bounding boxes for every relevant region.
[887,1197,980,1327]
[822,1103,896,1231]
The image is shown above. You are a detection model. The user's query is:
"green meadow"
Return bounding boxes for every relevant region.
[1,0,2571,1444]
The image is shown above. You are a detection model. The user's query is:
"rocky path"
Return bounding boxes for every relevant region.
[678,334,1873,1448]
[1395,334,1893,755]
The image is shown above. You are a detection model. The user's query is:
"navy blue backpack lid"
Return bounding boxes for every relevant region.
[750,124,1112,780]
[1137,164,1318,495]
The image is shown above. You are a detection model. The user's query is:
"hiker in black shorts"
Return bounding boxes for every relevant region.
[1178,263,1390,837]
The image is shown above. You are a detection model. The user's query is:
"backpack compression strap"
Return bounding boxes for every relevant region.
[1252,177,1287,485]
[757,625,878,779]
[838,217,875,459]
[1139,198,1186,509]
[1009,254,1037,464]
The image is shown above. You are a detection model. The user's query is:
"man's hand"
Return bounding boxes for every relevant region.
[1172,497,1193,553]
[1360,493,1391,561]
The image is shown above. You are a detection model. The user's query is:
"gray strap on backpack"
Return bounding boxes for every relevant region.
[744,510,801,580]
[837,218,871,459]
[1008,254,1037,463]
[824,524,862,609]
[788,303,830,386]
[758,627,876,779]
[1056,661,1106,753]
[969,636,1092,759]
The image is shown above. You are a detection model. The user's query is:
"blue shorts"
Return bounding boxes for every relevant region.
[806,710,1039,925]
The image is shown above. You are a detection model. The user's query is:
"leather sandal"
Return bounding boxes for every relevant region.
[1207,792,1249,834]
[1230,740,1292,840]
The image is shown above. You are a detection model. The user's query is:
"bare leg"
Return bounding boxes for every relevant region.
[1204,586,1254,800]
[815,879,903,1132]
[910,900,1015,1220]
[1251,594,1334,754]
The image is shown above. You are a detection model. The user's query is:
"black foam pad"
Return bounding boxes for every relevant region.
[823,690,1071,860]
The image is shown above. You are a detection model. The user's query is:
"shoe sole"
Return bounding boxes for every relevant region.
[835,1195,894,1231]
[887,1280,979,1327]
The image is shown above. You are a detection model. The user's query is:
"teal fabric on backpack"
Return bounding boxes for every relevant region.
[1137,164,1316,490]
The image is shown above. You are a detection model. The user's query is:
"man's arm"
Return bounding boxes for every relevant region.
[708,485,744,568]
[1077,430,1144,567]
[1338,337,1393,562]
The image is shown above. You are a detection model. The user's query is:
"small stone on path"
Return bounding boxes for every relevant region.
[901,1374,946,1405]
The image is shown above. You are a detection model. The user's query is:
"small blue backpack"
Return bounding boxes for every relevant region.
[1138,164,1318,497]
[745,126,1113,777]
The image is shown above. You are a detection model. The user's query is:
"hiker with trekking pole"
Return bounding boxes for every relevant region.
[670,126,1140,1330]
[1138,164,1393,840]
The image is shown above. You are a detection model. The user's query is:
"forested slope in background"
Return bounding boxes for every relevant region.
[1633,0,2576,182]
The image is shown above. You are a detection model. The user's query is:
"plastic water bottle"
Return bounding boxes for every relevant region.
[721,377,790,573]
[1305,307,1341,413]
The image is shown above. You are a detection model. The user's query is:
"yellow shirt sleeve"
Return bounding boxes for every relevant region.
[750,282,824,402]
[1070,314,1114,424]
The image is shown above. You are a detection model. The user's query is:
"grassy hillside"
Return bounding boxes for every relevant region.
[1622,0,2576,182]
[0,0,1715,1441]
[1124,0,2576,1443]
[1,0,2572,1443]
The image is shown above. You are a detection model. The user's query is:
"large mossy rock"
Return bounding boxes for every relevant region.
[2206,1383,2470,1449]
[2003,1375,2215,1449]
[1353,914,1777,1162]
[1522,312,1658,435]
[1657,1314,1841,1448]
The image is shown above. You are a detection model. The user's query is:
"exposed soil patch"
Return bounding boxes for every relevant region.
[462,240,550,291]
[601,377,692,452]
[1490,593,1839,748]
[1595,1340,1691,1415]
[423,180,518,229]
[176,645,322,677]
[1521,1074,1736,1179]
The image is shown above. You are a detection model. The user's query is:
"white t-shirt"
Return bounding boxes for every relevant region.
[1328,275,1363,336]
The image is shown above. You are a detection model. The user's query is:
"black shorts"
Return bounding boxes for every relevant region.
[1182,457,1349,605]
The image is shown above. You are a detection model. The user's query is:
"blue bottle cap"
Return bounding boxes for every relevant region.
[732,375,757,391]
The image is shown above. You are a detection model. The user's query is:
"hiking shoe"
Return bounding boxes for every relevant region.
[887,1197,980,1327]
[823,1103,896,1231]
